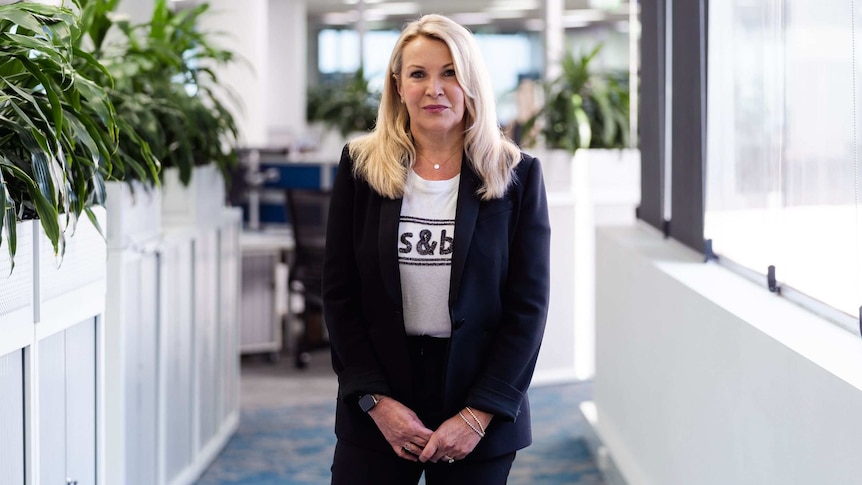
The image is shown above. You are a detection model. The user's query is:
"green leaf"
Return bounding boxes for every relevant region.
[0,164,14,268]
[84,205,105,242]
[0,6,48,35]
[15,54,64,133]
[28,182,61,256]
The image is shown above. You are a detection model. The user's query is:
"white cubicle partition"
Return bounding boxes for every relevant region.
[0,221,34,358]
[0,222,34,485]
[0,214,105,485]
[531,148,640,385]
[157,212,242,485]
[0,349,25,484]
[36,210,106,485]
[159,233,196,484]
[0,175,242,485]
[104,180,163,485]
[158,168,241,485]
[0,221,31,485]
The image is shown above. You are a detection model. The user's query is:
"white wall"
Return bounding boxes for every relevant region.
[593,224,862,485]
[118,0,155,24]
[198,0,270,146]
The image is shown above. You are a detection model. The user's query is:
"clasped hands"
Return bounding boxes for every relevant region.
[368,397,491,464]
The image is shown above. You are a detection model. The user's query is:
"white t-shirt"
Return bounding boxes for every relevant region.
[398,169,460,337]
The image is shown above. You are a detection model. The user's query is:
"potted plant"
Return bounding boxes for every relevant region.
[0,1,122,266]
[75,0,162,188]
[307,68,380,153]
[518,46,637,385]
[524,44,631,154]
[117,0,239,186]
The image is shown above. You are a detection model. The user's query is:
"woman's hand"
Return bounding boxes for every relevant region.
[368,397,434,462]
[418,408,493,463]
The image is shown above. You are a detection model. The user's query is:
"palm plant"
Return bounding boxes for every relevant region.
[0,1,120,265]
[307,69,380,137]
[74,0,162,187]
[116,0,239,186]
[524,45,631,154]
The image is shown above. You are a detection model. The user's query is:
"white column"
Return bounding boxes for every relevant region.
[356,0,366,72]
[543,0,565,81]
[199,0,270,147]
[267,0,308,146]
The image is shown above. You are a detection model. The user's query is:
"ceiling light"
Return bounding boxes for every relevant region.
[450,12,492,25]
[367,2,420,16]
[487,10,531,20]
[487,0,540,10]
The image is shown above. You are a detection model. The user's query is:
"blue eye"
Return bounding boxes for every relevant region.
[410,71,425,78]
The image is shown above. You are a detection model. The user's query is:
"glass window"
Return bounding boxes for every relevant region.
[706,0,862,326]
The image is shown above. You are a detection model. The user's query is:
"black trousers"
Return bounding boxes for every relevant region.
[331,336,516,484]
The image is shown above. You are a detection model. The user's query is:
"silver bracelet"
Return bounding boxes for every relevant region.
[464,406,486,435]
[458,411,485,438]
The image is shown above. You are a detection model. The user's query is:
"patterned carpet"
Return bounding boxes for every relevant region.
[196,380,604,485]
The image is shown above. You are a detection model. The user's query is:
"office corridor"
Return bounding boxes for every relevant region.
[196,349,604,484]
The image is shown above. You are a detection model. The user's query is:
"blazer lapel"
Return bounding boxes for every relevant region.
[379,196,403,307]
[449,162,480,305]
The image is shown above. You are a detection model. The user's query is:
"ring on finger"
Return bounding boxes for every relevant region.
[442,454,455,464]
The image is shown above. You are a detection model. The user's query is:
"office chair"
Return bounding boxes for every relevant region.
[285,188,331,368]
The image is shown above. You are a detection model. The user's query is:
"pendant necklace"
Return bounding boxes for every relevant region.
[420,149,461,171]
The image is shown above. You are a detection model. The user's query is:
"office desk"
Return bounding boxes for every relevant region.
[239,229,294,360]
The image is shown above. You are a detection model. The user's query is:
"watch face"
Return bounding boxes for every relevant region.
[359,394,377,413]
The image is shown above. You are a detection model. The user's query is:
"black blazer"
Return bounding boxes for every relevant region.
[322,145,551,459]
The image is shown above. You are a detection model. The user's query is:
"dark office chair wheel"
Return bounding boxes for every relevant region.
[295,351,311,369]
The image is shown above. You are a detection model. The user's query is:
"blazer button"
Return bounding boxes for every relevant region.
[453,319,465,330]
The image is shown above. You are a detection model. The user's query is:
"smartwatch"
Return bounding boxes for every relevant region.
[358,394,380,413]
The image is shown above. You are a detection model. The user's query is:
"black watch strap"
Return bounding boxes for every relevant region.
[358,394,379,413]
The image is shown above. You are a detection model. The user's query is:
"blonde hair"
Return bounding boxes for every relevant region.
[348,14,521,200]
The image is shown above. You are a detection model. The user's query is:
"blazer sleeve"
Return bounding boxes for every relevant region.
[465,155,551,420]
[323,147,392,401]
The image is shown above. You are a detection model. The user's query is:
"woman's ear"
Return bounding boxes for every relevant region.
[393,74,402,99]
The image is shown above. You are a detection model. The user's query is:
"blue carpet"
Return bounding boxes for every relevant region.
[197,381,603,485]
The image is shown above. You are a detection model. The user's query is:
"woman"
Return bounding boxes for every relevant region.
[323,14,550,484]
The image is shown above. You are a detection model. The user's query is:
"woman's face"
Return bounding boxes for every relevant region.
[397,36,466,139]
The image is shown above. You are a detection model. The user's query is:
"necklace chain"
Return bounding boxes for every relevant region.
[418,149,461,170]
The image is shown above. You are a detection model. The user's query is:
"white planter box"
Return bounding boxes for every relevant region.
[573,148,640,224]
[36,209,107,334]
[161,164,227,229]
[104,180,163,485]
[531,148,641,384]
[531,147,576,194]
[0,220,36,357]
[106,180,162,250]
[531,148,578,385]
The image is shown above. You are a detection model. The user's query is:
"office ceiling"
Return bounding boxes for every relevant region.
[307,0,633,33]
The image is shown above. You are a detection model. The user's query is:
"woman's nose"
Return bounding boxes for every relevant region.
[426,77,443,96]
